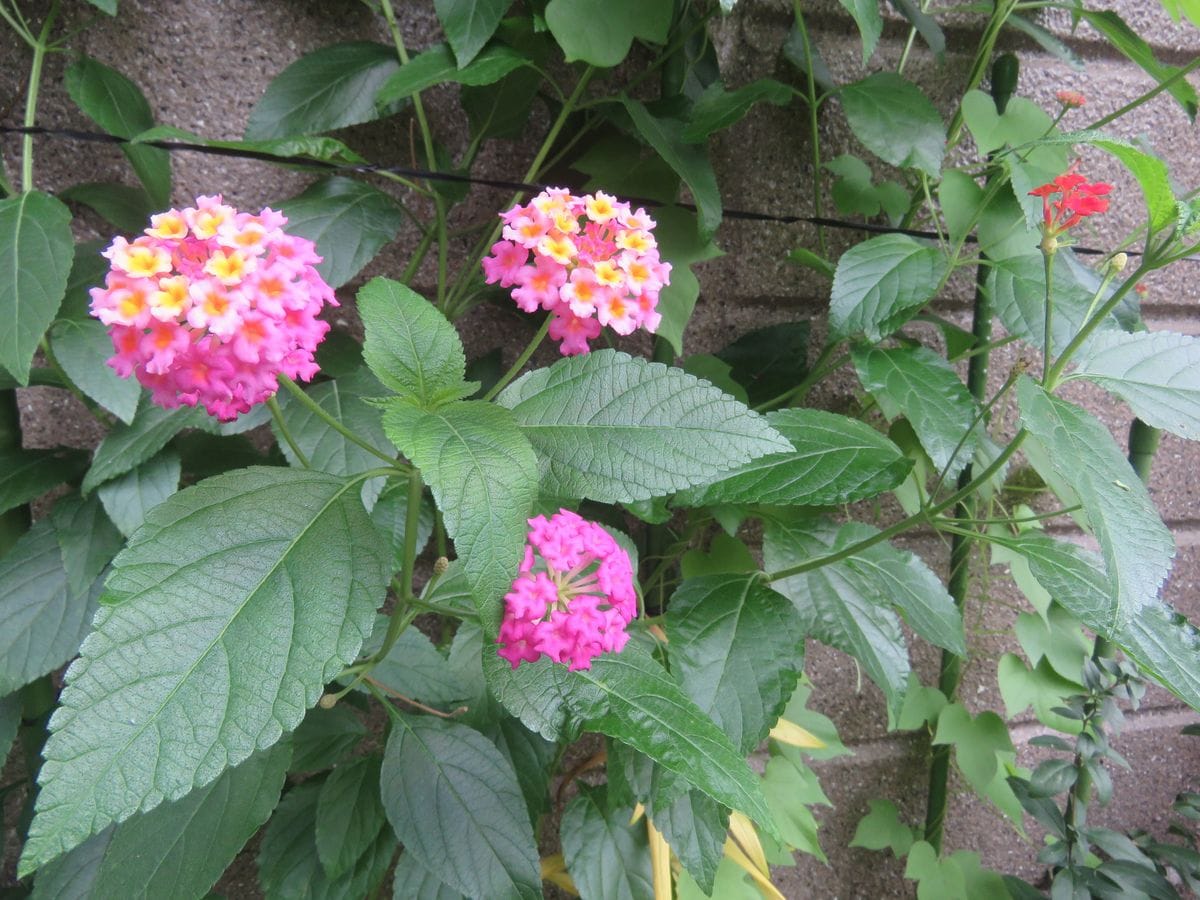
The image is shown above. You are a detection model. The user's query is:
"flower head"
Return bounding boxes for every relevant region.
[90,195,336,421]
[1055,90,1086,109]
[1029,167,1112,252]
[497,509,638,671]
[482,189,670,355]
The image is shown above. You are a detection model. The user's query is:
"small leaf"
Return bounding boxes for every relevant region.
[839,73,945,176]
[375,43,529,106]
[938,170,985,248]
[315,755,388,879]
[716,321,809,406]
[436,0,510,67]
[0,448,89,517]
[82,402,205,494]
[1028,759,1078,798]
[838,0,884,63]
[562,784,655,900]
[850,799,915,856]
[682,79,794,142]
[887,0,945,58]
[60,182,155,234]
[246,42,403,140]
[931,704,1013,793]
[829,234,947,342]
[95,451,180,537]
[47,318,141,424]
[544,0,671,67]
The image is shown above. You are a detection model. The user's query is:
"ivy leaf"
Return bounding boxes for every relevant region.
[839,73,945,176]
[653,791,729,895]
[375,43,529,106]
[246,42,403,140]
[675,408,911,508]
[1017,377,1174,631]
[1073,330,1200,441]
[665,574,804,755]
[435,0,510,67]
[562,784,655,900]
[64,57,170,206]
[544,0,671,67]
[839,0,884,63]
[315,755,388,880]
[382,401,536,633]
[81,402,206,494]
[829,234,947,342]
[279,177,406,289]
[497,349,789,504]
[359,277,469,409]
[0,448,89,517]
[852,345,979,480]
[682,79,794,142]
[931,704,1013,793]
[0,191,74,384]
[19,468,387,874]
[47,317,142,424]
[380,714,541,900]
[60,182,155,234]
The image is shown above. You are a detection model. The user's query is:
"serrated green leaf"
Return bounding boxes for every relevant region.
[1115,602,1200,714]
[829,234,947,342]
[30,829,111,900]
[358,278,468,408]
[82,402,205,494]
[381,714,541,900]
[486,716,556,823]
[95,451,180,537]
[315,755,388,880]
[376,43,527,107]
[436,0,509,66]
[0,191,74,384]
[839,73,944,176]
[682,79,794,142]
[653,790,729,895]
[19,468,387,874]
[246,42,403,140]
[544,0,670,67]
[47,317,141,424]
[851,798,915,856]
[0,448,88,517]
[64,58,169,206]
[278,177,406,289]
[715,321,809,407]
[666,574,803,754]
[497,349,789,504]
[838,0,884,63]
[290,704,367,773]
[562,784,654,900]
[391,854,466,898]
[1078,10,1197,121]
[1017,377,1174,631]
[60,182,155,234]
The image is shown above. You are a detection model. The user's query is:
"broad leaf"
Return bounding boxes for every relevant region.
[1017,377,1174,631]
[82,402,205,494]
[1116,602,1200,714]
[653,791,729,895]
[562,784,654,900]
[436,0,510,66]
[675,408,911,508]
[0,448,88,517]
[682,79,794,142]
[480,640,602,741]
[497,349,789,503]
[315,755,388,880]
[1073,330,1200,440]
[60,182,155,234]
[246,42,403,139]
[829,234,946,342]
[19,468,387,874]
[544,0,671,67]
[64,57,170,206]
[839,73,944,176]
[665,574,804,754]
[359,277,469,408]
[382,401,536,632]
[0,191,74,384]
[48,318,141,424]
[852,345,979,479]
[380,714,541,900]
[390,854,467,899]
[839,0,884,63]
[375,43,527,106]
[96,451,180,537]
[279,177,406,289]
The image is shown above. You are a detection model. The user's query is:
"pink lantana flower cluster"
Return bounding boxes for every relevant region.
[89,195,336,421]
[482,188,671,355]
[497,509,638,671]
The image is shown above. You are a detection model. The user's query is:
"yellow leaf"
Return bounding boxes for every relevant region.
[769,717,826,749]
[729,811,769,876]
[630,802,645,825]
[724,837,787,900]
[647,816,673,900]
[541,853,578,895]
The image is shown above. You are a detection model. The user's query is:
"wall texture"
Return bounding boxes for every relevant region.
[3,1,1200,896]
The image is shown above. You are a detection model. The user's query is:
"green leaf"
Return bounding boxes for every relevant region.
[0,448,88,517]
[839,73,945,176]
[652,207,723,356]
[1116,602,1200,714]
[19,468,387,874]
[931,704,1013,792]
[487,716,557,823]
[359,277,469,408]
[1078,10,1197,120]
[461,66,543,141]
[436,0,509,66]
[829,234,947,342]
[0,693,18,764]
[544,0,671,67]
[666,574,804,755]
[562,784,654,900]
[290,704,367,773]
[372,627,466,707]
[47,317,142,424]
[715,321,809,407]
[571,134,681,205]
[787,246,835,279]
[132,124,370,165]
[85,0,116,13]
[246,42,403,140]
[887,0,945,58]
[575,644,776,835]
[370,482,435,573]
[391,854,467,899]
[653,791,729,895]
[95,451,180,537]
[480,641,602,741]
[676,857,759,900]
[279,177,406,289]
[825,154,907,220]
[850,798,915,856]
[64,58,170,206]
[623,99,722,238]
[938,170,985,248]
[839,0,884,63]
[316,755,388,880]
[905,841,967,900]
[0,191,74,384]
[676,407,911,508]
[82,402,205,494]
[760,752,829,859]
[60,182,155,234]
[852,345,979,480]
[682,79,794,142]
[382,401,536,633]
[961,92,1056,156]
[1073,330,1200,440]
[381,714,541,900]
[1017,377,1174,631]
[375,43,529,106]
[497,349,789,504]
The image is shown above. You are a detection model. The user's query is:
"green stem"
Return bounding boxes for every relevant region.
[1041,249,1056,383]
[481,315,551,403]
[1044,263,1150,388]
[401,227,436,285]
[945,0,1018,147]
[276,375,399,465]
[20,1,58,193]
[1085,56,1200,132]
[792,0,827,257]
[267,396,310,468]
[399,469,423,608]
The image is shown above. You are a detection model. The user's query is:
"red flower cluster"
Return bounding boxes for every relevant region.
[1055,90,1086,109]
[1029,170,1112,249]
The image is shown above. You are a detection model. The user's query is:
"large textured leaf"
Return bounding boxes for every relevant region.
[1073,330,1200,440]
[315,755,388,880]
[382,401,536,632]
[675,408,910,508]
[48,318,141,424]
[562,784,654,900]
[480,641,600,741]
[374,43,529,106]
[839,73,944,176]
[544,0,671,67]
[829,234,947,342]
[380,714,541,900]
[279,177,406,289]
[497,350,789,504]
[246,42,402,139]
[372,627,467,707]
[665,574,804,754]
[96,451,180,537]
[852,345,979,479]
[0,448,88,517]
[64,57,170,206]
[1017,377,1174,631]
[436,0,510,66]
[19,468,387,874]
[0,191,74,384]
[359,277,468,408]
[81,403,205,494]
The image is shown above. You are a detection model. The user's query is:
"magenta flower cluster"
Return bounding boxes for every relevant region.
[89,196,336,421]
[497,509,638,671]
[481,188,671,355]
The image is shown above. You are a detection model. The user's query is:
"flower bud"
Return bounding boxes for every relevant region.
[433,556,450,577]
[1107,252,1128,275]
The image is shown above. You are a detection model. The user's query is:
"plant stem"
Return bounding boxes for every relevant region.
[1044,263,1149,388]
[1085,56,1200,131]
[267,396,310,468]
[20,1,58,193]
[276,375,399,466]
[792,0,827,257]
[1041,248,1056,383]
[945,0,1018,147]
[481,315,551,402]
[399,468,423,608]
